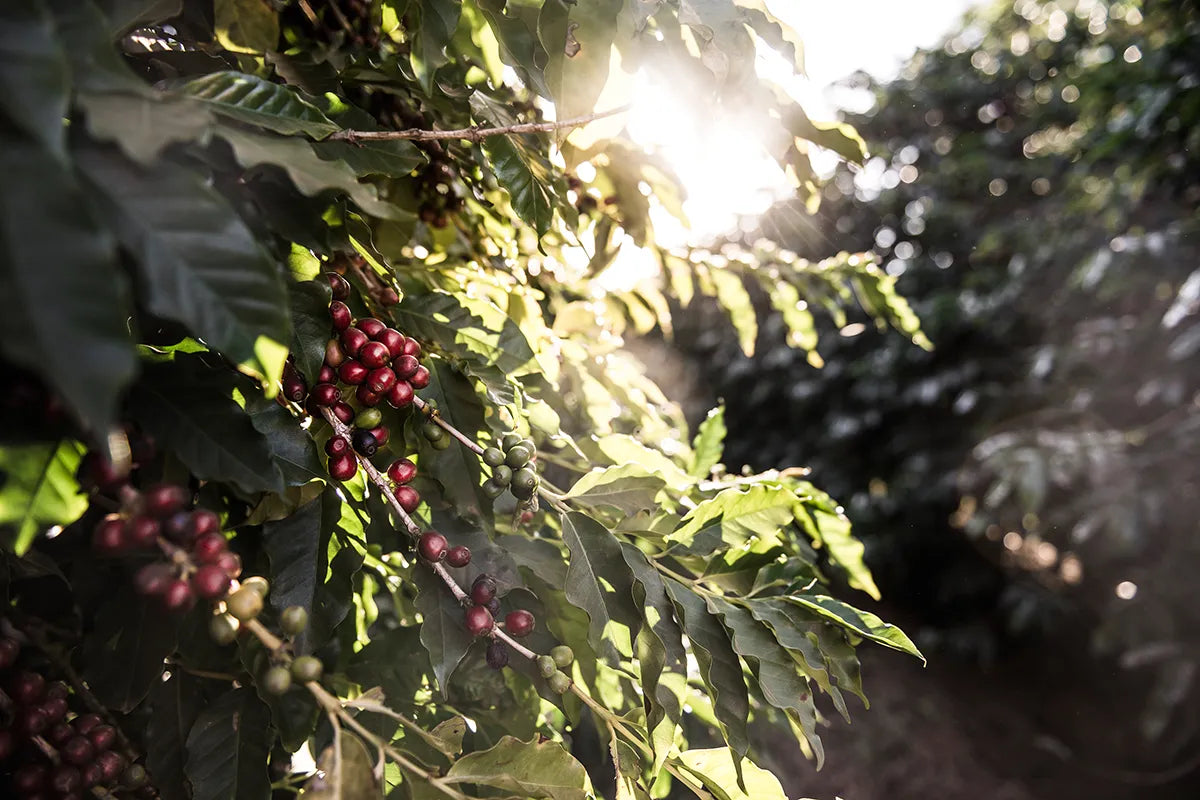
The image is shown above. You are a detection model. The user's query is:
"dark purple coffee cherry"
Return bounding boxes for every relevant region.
[485,640,509,670]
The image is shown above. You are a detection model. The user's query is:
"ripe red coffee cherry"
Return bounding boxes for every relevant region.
[505,610,535,638]
[338,360,368,385]
[45,681,68,701]
[318,365,337,384]
[12,764,48,793]
[326,272,350,301]
[127,515,162,548]
[359,341,390,369]
[82,762,104,787]
[10,670,45,704]
[325,436,350,457]
[40,696,68,722]
[92,517,128,555]
[378,328,405,357]
[380,288,400,306]
[401,338,422,358]
[96,751,126,783]
[192,565,232,600]
[328,452,358,481]
[87,725,117,752]
[143,484,188,517]
[418,531,448,562]
[47,722,73,746]
[367,425,390,447]
[329,301,352,331]
[311,383,340,407]
[367,367,396,394]
[464,606,494,636]
[192,533,227,564]
[163,580,195,611]
[387,458,416,484]
[324,338,346,368]
[446,546,471,568]
[0,637,20,669]
[73,714,103,735]
[164,510,197,544]
[61,736,94,766]
[385,380,414,408]
[51,765,84,795]
[19,706,51,736]
[77,452,127,493]
[392,354,419,380]
[393,485,420,512]
[410,365,431,389]
[340,327,368,356]
[357,318,386,339]
[333,402,355,424]
[217,551,243,579]
[191,509,220,538]
[470,576,497,606]
[134,563,174,596]
[282,375,307,403]
[355,385,382,407]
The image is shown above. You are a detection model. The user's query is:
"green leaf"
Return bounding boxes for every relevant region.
[246,396,325,487]
[213,0,279,54]
[79,91,213,166]
[673,749,787,800]
[593,434,691,489]
[807,506,881,600]
[784,105,867,165]
[412,0,461,93]
[185,687,273,800]
[483,133,554,237]
[264,493,331,653]
[561,512,641,660]
[129,356,286,495]
[0,440,86,554]
[287,278,334,384]
[554,0,623,122]
[414,566,475,697]
[709,268,757,357]
[100,0,182,34]
[690,406,726,478]
[83,585,181,712]
[146,671,208,800]
[0,1,71,161]
[443,736,591,800]
[311,108,425,177]
[850,265,932,349]
[75,144,290,374]
[304,732,378,800]
[781,594,924,662]
[621,544,685,729]
[416,360,490,524]
[346,626,426,709]
[663,579,749,759]
[762,278,820,365]
[745,597,847,720]
[181,71,336,138]
[565,465,665,515]
[668,485,797,554]
[0,132,135,435]
[392,291,534,375]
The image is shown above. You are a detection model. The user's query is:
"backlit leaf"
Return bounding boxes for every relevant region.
[0,440,86,554]
[185,687,273,800]
[561,512,641,660]
[444,736,591,800]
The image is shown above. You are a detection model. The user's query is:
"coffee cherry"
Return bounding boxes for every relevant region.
[326,272,350,301]
[484,641,508,670]
[134,563,174,596]
[88,724,117,753]
[536,655,556,678]
[164,510,197,544]
[144,484,188,517]
[486,597,501,617]
[12,764,48,793]
[123,512,159,549]
[164,580,195,611]
[217,551,243,579]
[401,337,422,358]
[393,485,420,512]
[464,606,494,636]
[418,531,447,562]
[470,576,497,606]
[481,449,505,470]
[351,429,378,456]
[9,670,45,704]
[357,318,386,339]
[242,575,271,597]
[47,721,74,746]
[355,384,382,407]
[123,763,149,789]
[77,452,126,493]
[324,338,346,367]
[410,365,431,389]
[392,354,419,380]
[355,408,383,429]
[0,637,20,669]
[501,433,523,451]
[368,425,390,447]
[481,479,504,499]
[191,534,227,565]
[421,422,445,443]
[282,375,307,403]
[83,761,105,787]
[341,327,368,356]
[51,765,84,795]
[367,367,396,394]
[385,380,414,408]
[192,509,220,537]
[325,436,350,457]
[318,365,337,384]
[505,445,532,469]
[280,606,308,635]
[209,614,239,646]
[311,383,340,406]
[73,714,103,735]
[291,656,323,682]
[387,458,416,484]
[329,301,352,331]
[379,328,405,357]
[328,452,357,481]
[192,565,232,600]
[41,695,68,722]
[381,288,400,306]
[262,665,292,695]
[505,610,535,638]
[227,587,264,621]
[547,670,572,694]
[491,465,512,486]
[338,360,368,385]
[446,546,471,568]
[550,645,575,668]
[333,402,355,424]
[96,750,126,783]
[511,468,538,499]
[92,517,128,555]
[359,341,389,369]
[19,706,51,736]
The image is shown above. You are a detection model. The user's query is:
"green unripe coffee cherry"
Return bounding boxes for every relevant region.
[291,656,324,683]
[241,576,270,598]
[123,764,149,789]
[481,479,505,499]
[280,606,309,636]
[511,468,538,498]
[262,665,292,695]
[550,645,575,668]
[226,587,264,622]
[355,408,382,429]
[431,434,451,451]
[536,655,557,678]
[491,465,513,486]
[501,433,523,451]
[422,422,445,443]
[519,439,536,454]
[209,614,240,646]
[367,543,384,558]
[547,670,572,695]
[505,444,532,469]
[482,447,505,468]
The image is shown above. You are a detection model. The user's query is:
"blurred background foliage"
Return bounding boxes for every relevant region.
[654,0,1200,796]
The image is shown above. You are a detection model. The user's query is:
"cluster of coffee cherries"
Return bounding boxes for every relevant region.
[0,637,151,798]
[416,161,464,229]
[90,482,239,613]
[480,433,539,503]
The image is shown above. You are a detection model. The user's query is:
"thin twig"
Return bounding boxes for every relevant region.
[412,397,483,455]
[327,105,630,143]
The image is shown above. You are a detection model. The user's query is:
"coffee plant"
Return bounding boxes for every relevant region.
[0,1,927,798]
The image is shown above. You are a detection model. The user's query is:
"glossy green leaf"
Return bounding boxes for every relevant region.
[416,360,490,524]
[246,396,325,487]
[181,71,335,137]
[414,566,475,697]
[287,278,333,384]
[412,0,461,93]
[565,465,665,515]
[806,506,881,600]
[146,671,208,800]
[555,0,622,122]
[668,485,797,553]
[79,91,213,165]
[83,585,181,712]
[690,405,726,478]
[782,594,924,662]
[710,268,757,357]
[185,687,273,800]
[593,434,691,489]
[621,544,685,729]
[0,440,86,554]
[391,291,534,375]
[264,493,330,653]
[561,512,641,660]
[0,1,70,160]
[443,736,591,800]
[213,0,279,54]
[673,749,787,800]
[483,132,554,237]
[346,626,426,709]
